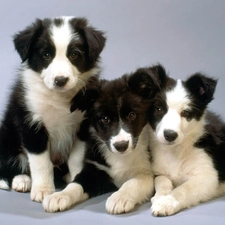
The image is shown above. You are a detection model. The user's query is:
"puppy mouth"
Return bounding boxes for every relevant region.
[111,148,133,155]
[164,141,176,146]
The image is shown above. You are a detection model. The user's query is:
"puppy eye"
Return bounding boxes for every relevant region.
[101,116,110,124]
[128,112,136,121]
[42,52,51,60]
[155,106,164,115]
[69,52,79,60]
[181,109,190,118]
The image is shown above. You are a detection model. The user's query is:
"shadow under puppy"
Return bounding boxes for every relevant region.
[0,16,106,202]
[43,64,167,214]
[149,71,225,216]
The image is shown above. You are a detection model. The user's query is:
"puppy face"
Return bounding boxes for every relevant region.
[90,87,150,154]
[14,17,106,92]
[149,74,217,146]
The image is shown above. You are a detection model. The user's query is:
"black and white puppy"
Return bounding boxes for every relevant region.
[42,65,166,214]
[149,71,225,216]
[0,17,106,203]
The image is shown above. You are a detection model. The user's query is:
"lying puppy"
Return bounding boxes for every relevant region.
[149,71,225,216]
[43,64,167,214]
[0,16,106,203]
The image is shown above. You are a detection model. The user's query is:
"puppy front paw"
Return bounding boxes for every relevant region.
[31,186,55,203]
[106,191,135,214]
[43,192,73,213]
[151,195,180,216]
[12,175,31,192]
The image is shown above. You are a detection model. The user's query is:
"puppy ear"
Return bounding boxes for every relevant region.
[70,18,106,63]
[185,73,217,105]
[13,19,44,62]
[70,77,100,113]
[128,64,168,98]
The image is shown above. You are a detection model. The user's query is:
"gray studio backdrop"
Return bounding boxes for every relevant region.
[0,1,225,225]
[0,0,225,119]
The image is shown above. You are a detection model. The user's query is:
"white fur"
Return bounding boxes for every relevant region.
[64,139,86,183]
[150,81,225,216]
[43,183,88,213]
[105,124,154,214]
[105,124,153,187]
[27,151,55,202]
[0,180,9,190]
[155,80,194,145]
[41,20,79,91]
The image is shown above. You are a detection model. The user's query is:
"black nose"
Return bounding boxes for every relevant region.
[113,141,129,152]
[54,76,69,87]
[164,129,178,142]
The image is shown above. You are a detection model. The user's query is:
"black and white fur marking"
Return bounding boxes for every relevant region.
[0,16,106,203]
[42,65,166,214]
[149,70,225,216]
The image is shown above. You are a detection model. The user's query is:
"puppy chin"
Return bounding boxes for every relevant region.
[110,147,133,155]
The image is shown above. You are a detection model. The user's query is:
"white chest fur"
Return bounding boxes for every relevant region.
[22,69,85,163]
[104,124,152,187]
[150,131,217,187]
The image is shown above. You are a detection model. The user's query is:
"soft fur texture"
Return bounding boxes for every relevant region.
[42,65,166,214]
[0,16,106,203]
[149,69,225,216]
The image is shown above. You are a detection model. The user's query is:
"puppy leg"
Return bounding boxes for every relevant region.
[63,139,85,183]
[43,183,88,213]
[28,151,55,202]
[106,174,154,214]
[151,176,218,216]
[151,175,173,204]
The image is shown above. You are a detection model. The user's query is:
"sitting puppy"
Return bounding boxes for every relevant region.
[0,16,106,203]
[149,71,225,216]
[42,64,167,214]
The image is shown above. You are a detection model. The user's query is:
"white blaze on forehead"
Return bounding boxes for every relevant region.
[166,79,190,109]
[155,79,190,144]
[41,18,81,91]
[111,128,131,143]
[51,18,79,53]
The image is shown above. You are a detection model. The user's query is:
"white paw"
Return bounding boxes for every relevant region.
[106,191,136,214]
[151,195,180,216]
[43,192,73,213]
[151,196,158,204]
[31,186,55,203]
[0,179,10,190]
[151,193,165,204]
[12,175,31,192]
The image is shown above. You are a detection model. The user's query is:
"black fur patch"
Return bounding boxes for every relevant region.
[195,111,225,181]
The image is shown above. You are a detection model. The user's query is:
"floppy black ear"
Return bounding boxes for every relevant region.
[70,77,100,113]
[13,19,44,62]
[185,73,217,106]
[127,64,168,98]
[70,18,106,63]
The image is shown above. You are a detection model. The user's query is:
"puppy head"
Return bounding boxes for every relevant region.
[73,64,167,154]
[149,73,217,146]
[14,17,106,92]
